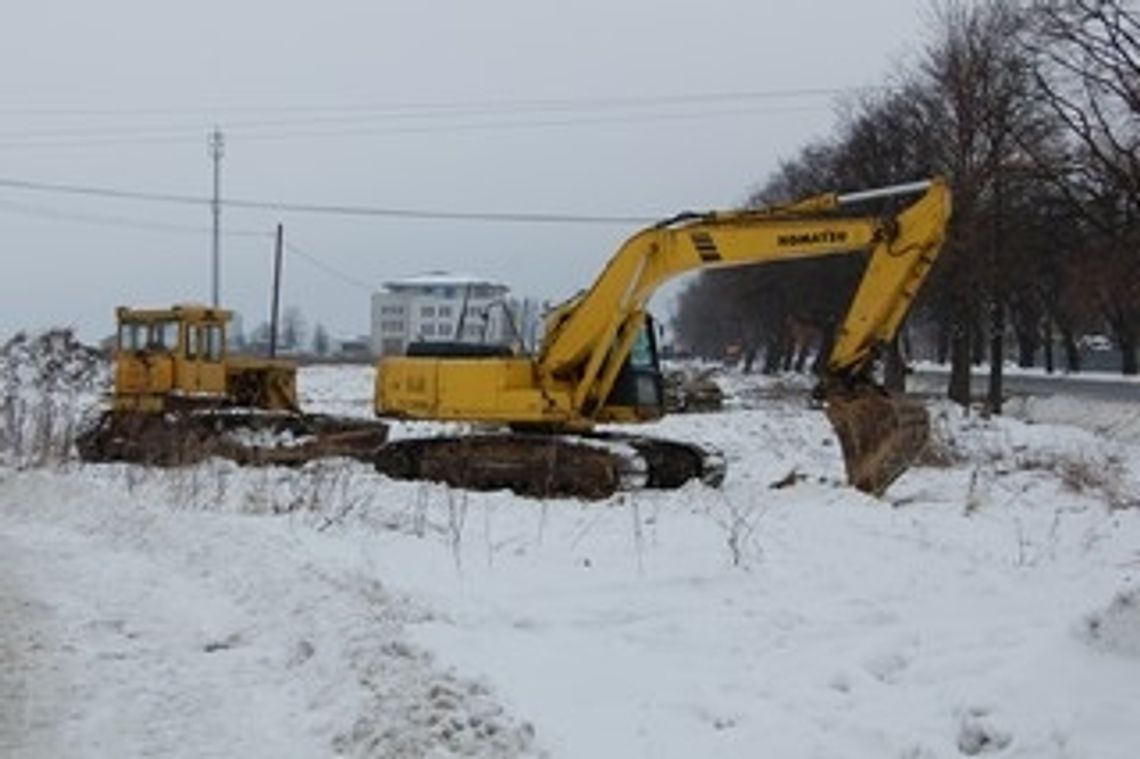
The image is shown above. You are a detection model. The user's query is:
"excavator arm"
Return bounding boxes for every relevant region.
[538,178,951,418]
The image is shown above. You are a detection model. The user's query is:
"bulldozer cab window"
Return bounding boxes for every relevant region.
[185,325,200,360]
[119,322,146,352]
[204,325,224,362]
[148,321,179,351]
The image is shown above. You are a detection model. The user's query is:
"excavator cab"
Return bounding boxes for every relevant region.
[599,316,666,422]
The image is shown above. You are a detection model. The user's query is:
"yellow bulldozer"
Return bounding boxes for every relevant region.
[77,304,388,466]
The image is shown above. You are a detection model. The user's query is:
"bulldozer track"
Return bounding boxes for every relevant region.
[75,410,389,468]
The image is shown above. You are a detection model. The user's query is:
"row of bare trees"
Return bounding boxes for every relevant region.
[673,0,1139,409]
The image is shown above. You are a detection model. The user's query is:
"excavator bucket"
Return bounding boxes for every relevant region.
[823,386,929,496]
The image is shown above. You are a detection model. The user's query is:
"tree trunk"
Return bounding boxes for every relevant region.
[1061,329,1081,373]
[972,316,986,366]
[936,321,950,365]
[793,339,812,373]
[812,321,837,377]
[1015,328,1037,368]
[1042,319,1055,374]
[884,337,906,392]
[1115,323,1139,376]
[761,332,782,375]
[743,345,758,374]
[949,319,972,407]
[1104,305,1138,375]
[987,298,1005,415]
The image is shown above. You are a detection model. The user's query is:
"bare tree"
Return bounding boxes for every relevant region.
[281,306,307,352]
[913,0,1058,408]
[1028,0,1140,373]
[311,323,331,357]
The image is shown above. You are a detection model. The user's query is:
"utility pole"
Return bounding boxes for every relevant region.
[208,127,225,307]
[270,223,284,359]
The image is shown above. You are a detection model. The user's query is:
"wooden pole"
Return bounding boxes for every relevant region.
[269,223,283,358]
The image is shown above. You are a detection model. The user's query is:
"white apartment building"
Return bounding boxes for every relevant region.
[371,272,538,356]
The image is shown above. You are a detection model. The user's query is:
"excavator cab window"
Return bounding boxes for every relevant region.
[628,326,656,369]
[605,316,664,414]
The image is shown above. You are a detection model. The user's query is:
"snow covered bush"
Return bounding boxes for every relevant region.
[922,401,1140,510]
[0,329,108,467]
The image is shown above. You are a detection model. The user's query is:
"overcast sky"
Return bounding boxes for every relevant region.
[0,1,933,343]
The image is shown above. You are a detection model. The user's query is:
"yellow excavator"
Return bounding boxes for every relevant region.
[373,178,952,497]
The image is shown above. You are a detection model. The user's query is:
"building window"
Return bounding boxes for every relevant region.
[382,320,404,333]
[439,323,453,336]
[438,305,452,318]
[381,305,404,315]
[420,305,435,317]
[421,324,436,336]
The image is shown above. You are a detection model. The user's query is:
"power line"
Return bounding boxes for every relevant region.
[0,103,830,150]
[0,196,265,237]
[0,88,853,138]
[0,196,378,293]
[0,86,872,118]
[284,241,376,292]
[0,175,658,225]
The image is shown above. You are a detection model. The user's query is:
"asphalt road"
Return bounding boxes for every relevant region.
[911,368,1139,404]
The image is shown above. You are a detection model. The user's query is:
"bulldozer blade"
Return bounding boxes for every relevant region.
[824,387,929,496]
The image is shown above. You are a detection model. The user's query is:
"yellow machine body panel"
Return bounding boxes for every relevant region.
[225,358,299,412]
[378,356,577,423]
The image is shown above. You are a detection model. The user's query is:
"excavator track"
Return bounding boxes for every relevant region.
[75,410,389,468]
[372,431,725,500]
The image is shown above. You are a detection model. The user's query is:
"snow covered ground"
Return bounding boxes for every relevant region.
[3,361,1140,758]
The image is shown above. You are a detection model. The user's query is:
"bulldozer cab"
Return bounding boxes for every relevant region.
[113,305,230,412]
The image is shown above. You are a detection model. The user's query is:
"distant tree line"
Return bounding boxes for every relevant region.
[673,0,1139,409]
[233,306,336,357]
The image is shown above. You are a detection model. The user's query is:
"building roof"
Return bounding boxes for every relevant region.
[383,271,508,291]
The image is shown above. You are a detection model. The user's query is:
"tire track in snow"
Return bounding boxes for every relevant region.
[0,475,540,758]
[0,521,325,758]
